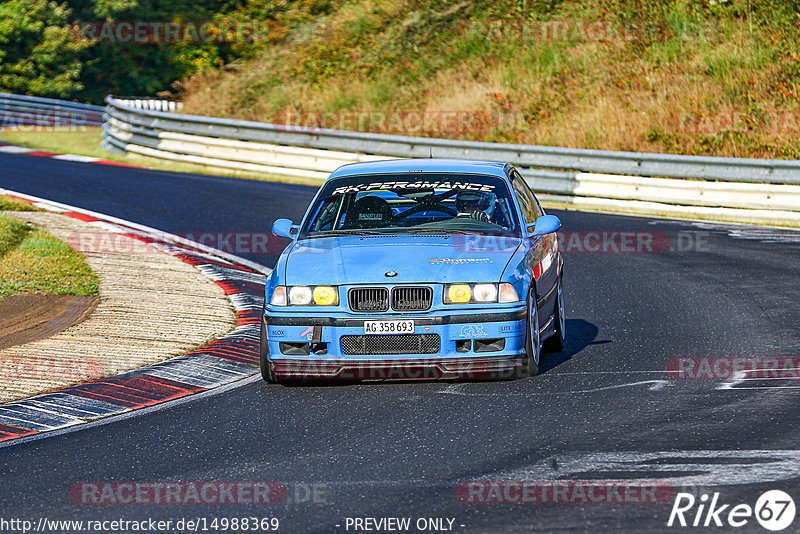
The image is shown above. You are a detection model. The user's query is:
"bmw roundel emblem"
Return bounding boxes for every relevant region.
[385,271,398,277]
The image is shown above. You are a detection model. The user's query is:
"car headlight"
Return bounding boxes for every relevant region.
[271,285,339,306]
[443,283,519,304]
[270,286,287,306]
[312,286,338,306]
[289,286,313,305]
[473,283,497,302]
[498,283,520,303]
[446,284,472,303]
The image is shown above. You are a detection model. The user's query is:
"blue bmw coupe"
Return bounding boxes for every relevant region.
[261,159,564,383]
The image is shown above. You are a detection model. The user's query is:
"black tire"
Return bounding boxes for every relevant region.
[259,316,278,383]
[520,286,541,378]
[543,276,565,353]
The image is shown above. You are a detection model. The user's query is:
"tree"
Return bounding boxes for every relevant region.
[0,0,88,98]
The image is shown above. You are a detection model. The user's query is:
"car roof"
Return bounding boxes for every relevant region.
[328,159,511,180]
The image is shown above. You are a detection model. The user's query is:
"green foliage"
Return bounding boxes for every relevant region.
[2,0,800,160]
[68,0,235,102]
[56,0,348,102]
[0,0,88,97]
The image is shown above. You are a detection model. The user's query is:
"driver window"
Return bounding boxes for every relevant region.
[511,172,537,224]
[517,175,544,219]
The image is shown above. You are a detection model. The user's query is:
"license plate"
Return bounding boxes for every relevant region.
[364,320,415,335]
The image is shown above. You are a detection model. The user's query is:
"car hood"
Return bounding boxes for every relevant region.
[284,235,520,285]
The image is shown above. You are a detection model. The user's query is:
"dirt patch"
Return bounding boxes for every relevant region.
[0,293,99,350]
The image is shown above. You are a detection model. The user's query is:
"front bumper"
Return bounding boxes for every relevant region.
[264,307,527,380]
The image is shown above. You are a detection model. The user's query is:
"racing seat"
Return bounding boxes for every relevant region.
[344,195,394,229]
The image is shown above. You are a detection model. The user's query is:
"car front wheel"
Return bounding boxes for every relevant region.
[520,287,541,378]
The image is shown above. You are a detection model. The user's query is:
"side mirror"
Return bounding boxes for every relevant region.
[528,215,561,236]
[272,218,299,239]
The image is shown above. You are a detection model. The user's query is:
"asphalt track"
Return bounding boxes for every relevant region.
[1,151,800,532]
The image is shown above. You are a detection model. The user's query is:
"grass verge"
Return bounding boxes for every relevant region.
[0,196,41,212]
[0,209,99,299]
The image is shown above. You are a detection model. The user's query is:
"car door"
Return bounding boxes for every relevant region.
[510,170,559,319]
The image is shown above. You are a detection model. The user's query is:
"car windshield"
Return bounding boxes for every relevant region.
[301,173,520,238]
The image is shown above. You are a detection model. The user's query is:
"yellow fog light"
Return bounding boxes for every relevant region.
[447,284,472,304]
[313,286,338,306]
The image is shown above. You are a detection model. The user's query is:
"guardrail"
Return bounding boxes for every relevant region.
[0,93,104,128]
[101,95,800,225]
[112,97,184,113]
[2,93,796,225]
[103,96,800,185]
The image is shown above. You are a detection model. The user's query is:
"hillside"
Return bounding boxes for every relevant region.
[178,0,800,159]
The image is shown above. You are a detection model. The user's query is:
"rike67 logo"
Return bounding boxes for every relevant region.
[668,490,796,531]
